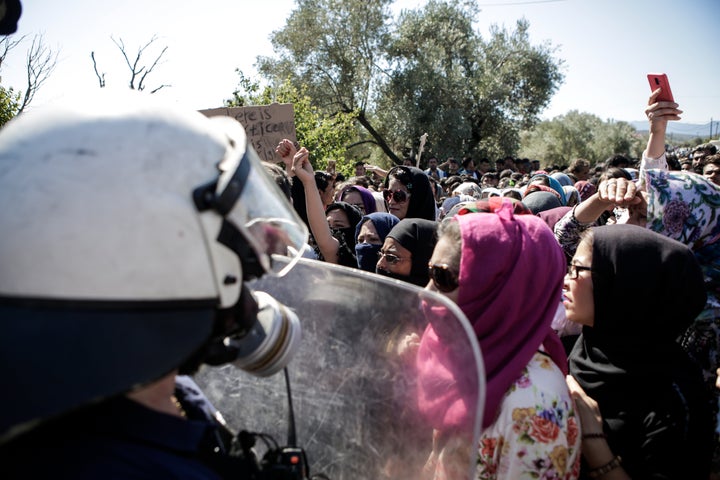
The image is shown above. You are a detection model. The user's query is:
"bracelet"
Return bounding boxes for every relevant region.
[587,455,622,479]
[582,432,607,440]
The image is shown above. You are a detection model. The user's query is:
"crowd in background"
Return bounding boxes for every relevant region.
[3,72,719,478]
[273,90,720,479]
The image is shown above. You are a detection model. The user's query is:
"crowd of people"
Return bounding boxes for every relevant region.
[1,70,718,479]
[274,87,720,479]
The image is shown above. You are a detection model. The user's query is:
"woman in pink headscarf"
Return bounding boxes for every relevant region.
[419,199,581,479]
[573,180,597,202]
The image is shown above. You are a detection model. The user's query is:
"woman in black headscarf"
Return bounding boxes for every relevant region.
[322,201,363,268]
[376,218,437,287]
[382,166,436,221]
[564,224,712,479]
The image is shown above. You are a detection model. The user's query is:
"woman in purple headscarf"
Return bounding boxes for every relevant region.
[418,199,580,479]
[336,184,377,216]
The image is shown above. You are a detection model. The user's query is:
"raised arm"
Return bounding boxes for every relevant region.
[365,164,388,179]
[554,180,640,259]
[291,148,340,264]
[275,138,298,178]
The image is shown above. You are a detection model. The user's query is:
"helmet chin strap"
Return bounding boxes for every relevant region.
[181,218,302,378]
[216,219,264,281]
[197,283,260,367]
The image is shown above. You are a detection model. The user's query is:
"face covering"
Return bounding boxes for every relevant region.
[376,267,427,287]
[355,243,381,272]
[330,227,357,251]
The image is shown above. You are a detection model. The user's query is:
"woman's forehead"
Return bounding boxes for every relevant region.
[342,190,362,201]
[360,220,378,235]
[327,209,349,222]
[388,178,408,191]
[382,237,410,255]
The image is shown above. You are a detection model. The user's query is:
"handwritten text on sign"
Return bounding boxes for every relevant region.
[199,104,297,162]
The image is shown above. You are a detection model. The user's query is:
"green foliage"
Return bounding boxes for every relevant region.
[378,4,563,161]
[226,71,357,174]
[0,85,20,128]
[518,111,645,167]
[258,0,403,162]
[256,0,564,165]
[225,69,261,107]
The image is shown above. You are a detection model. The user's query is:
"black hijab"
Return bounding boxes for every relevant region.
[381,218,438,287]
[569,224,711,477]
[570,225,705,373]
[324,202,363,268]
[384,166,436,221]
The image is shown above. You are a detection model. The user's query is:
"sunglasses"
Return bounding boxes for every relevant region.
[377,250,405,265]
[428,263,459,292]
[383,189,409,203]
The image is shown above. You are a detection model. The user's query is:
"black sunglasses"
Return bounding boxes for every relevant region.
[428,263,459,292]
[383,189,409,203]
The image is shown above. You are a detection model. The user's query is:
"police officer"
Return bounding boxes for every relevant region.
[0,92,308,478]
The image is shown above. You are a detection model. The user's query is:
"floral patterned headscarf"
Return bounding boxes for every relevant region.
[646,170,720,249]
[645,169,720,296]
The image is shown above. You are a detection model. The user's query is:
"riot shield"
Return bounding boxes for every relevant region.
[195,258,485,480]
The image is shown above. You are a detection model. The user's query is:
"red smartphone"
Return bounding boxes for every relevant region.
[647,73,674,103]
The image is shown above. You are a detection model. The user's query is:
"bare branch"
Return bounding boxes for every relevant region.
[0,34,26,72]
[90,51,106,88]
[111,36,138,89]
[137,45,167,91]
[110,35,168,93]
[18,34,58,113]
[149,84,170,94]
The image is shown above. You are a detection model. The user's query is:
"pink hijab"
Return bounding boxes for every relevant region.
[418,202,567,429]
[574,180,596,202]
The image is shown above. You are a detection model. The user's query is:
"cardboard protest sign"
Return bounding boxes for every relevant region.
[200,104,296,162]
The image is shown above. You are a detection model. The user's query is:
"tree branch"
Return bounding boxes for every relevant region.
[19,34,58,113]
[149,83,170,94]
[346,139,379,149]
[91,51,106,87]
[138,45,168,91]
[0,34,26,72]
[110,35,168,93]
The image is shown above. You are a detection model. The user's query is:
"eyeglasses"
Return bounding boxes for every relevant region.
[428,263,459,292]
[383,189,409,203]
[567,263,592,279]
[377,250,405,265]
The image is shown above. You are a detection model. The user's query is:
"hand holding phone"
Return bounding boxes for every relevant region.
[647,73,674,103]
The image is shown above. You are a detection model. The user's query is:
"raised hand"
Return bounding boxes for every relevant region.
[291,147,314,184]
[645,89,682,135]
[275,138,298,172]
[597,177,641,208]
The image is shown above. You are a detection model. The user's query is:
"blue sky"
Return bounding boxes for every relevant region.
[2,0,718,133]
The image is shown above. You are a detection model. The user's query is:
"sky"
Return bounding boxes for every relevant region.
[2,0,718,136]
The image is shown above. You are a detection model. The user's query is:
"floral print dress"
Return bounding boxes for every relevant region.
[476,352,580,479]
[423,352,581,480]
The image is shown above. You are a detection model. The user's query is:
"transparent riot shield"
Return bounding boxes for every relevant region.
[195,258,485,480]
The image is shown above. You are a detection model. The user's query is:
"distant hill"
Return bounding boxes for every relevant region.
[630,120,718,142]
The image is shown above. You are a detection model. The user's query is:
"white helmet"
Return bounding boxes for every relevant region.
[0,92,307,442]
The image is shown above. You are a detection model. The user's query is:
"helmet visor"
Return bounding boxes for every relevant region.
[216,138,308,278]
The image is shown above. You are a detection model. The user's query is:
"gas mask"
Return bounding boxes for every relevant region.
[191,139,308,376]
